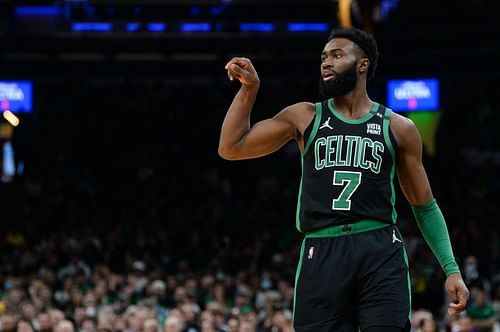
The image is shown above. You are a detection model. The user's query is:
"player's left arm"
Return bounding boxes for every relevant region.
[391,113,469,316]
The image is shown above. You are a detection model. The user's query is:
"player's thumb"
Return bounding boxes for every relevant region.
[457,290,468,305]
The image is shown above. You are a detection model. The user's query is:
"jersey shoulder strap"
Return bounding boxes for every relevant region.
[303,102,323,155]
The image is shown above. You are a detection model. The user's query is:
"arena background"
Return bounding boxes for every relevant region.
[0,0,499,331]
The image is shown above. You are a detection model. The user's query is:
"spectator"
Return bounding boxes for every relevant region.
[467,288,496,332]
[82,319,97,332]
[20,303,37,327]
[412,309,438,332]
[143,318,159,332]
[238,320,256,332]
[270,309,293,332]
[17,320,35,332]
[179,303,200,332]
[49,309,65,329]
[457,316,474,332]
[420,318,438,332]
[35,312,52,332]
[54,320,75,332]
[164,315,184,332]
[227,316,240,332]
[0,314,17,332]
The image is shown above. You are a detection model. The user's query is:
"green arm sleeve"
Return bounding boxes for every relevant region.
[412,199,460,276]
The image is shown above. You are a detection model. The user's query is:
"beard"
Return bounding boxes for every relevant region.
[318,62,358,99]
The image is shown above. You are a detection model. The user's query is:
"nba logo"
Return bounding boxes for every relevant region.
[307,246,315,259]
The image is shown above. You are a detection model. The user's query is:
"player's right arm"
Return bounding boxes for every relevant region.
[218,57,313,160]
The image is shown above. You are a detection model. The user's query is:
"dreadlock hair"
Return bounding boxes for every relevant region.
[327,28,379,81]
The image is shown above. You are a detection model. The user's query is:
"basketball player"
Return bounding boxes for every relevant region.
[218,28,469,331]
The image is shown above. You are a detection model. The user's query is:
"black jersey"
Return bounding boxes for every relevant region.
[296,99,398,232]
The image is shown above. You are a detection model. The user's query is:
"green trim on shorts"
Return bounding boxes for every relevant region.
[292,239,306,326]
[295,157,303,232]
[305,219,390,238]
[403,245,412,321]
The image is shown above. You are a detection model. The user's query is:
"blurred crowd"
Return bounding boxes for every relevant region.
[0,73,499,332]
[0,247,297,332]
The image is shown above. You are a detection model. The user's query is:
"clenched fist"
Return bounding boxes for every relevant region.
[225,57,260,88]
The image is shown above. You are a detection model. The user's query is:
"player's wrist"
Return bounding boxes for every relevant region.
[446,272,461,278]
[241,81,260,90]
[445,268,461,277]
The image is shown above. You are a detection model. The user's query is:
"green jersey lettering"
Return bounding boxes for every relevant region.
[344,135,357,167]
[314,137,327,170]
[371,141,384,174]
[359,138,372,170]
[313,135,384,175]
[335,135,346,167]
[325,136,337,168]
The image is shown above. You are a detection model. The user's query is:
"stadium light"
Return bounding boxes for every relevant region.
[287,23,330,32]
[3,111,20,127]
[180,23,212,32]
[15,6,61,16]
[146,23,167,32]
[126,22,141,32]
[239,23,275,32]
[71,22,113,32]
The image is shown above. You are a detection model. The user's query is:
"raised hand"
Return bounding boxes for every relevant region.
[225,57,260,88]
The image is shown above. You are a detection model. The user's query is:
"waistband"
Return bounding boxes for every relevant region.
[305,219,391,238]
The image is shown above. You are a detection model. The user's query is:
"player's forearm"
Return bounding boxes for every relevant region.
[218,85,259,159]
[412,199,460,276]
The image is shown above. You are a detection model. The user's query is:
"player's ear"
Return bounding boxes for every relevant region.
[358,58,370,75]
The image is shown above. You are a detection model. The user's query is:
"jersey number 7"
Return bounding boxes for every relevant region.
[332,171,361,210]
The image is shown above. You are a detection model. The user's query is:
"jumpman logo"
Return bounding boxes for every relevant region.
[392,230,402,243]
[319,117,333,130]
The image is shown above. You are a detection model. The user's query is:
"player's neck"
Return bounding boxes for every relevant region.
[332,88,372,119]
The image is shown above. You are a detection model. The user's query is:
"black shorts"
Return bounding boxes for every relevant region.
[293,223,411,332]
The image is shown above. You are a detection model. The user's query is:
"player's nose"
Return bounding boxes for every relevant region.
[321,59,334,70]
